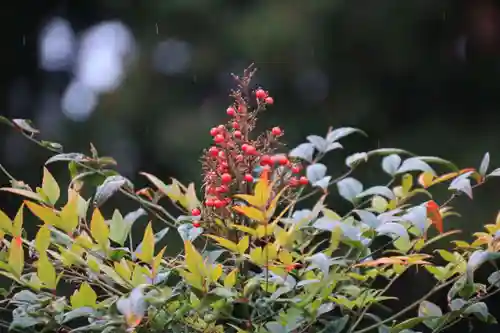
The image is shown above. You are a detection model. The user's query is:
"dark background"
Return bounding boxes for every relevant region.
[1,0,500,332]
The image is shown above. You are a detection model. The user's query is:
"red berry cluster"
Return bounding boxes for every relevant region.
[192,66,309,229]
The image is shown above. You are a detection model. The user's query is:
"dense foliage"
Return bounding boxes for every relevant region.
[0,67,500,333]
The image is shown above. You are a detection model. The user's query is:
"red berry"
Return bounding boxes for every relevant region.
[245,145,257,155]
[232,121,240,129]
[234,130,242,139]
[217,185,229,193]
[225,197,232,204]
[218,151,226,159]
[220,161,229,169]
[241,143,249,152]
[214,134,224,143]
[299,176,309,185]
[193,221,201,228]
[255,89,267,99]
[210,127,218,136]
[238,105,246,113]
[265,96,274,105]
[218,125,225,131]
[226,107,236,116]
[208,187,216,194]
[291,165,301,173]
[271,127,282,136]
[210,147,220,157]
[244,174,254,182]
[221,173,232,183]
[235,154,244,162]
[191,208,201,216]
[214,199,225,208]
[260,155,272,165]
[205,198,215,207]
[289,178,299,187]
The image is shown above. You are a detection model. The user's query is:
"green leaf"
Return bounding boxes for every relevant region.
[356,186,395,200]
[418,156,459,172]
[109,209,129,246]
[0,209,13,234]
[368,148,414,157]
[397,158,435,176]
[318,315,349,333]
[94,175,133,207]
[326,127,367,142]
[70,282,97,309]
[479,152,490,176]
[382,154,402,176]
[90,208,109,248]
[418,300,442,329]
[289,143,315,162]
[45,153,86,165]
[390,317,430,333]
[136,222,155,263]
[12,119,39,133]
[376,223,409,243]
[487,271,500,287]
[336,177,363,203]
[464,302,491,322]
[37,254,57,289]
[306,163,327,184]
[345,152,368,168]
[35,225,51,254]
[42,167,60,205]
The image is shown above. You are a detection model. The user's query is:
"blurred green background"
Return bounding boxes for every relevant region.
[1,0,499,236]
[1,0,500,331]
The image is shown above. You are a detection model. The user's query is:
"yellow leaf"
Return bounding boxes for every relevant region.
[418,172,435,188]
[37,254,57,289]
[230,224,257,236]
[233,194,262,209]
[250,247,264,266]
[322,208,341,220]
[233,206,266,222]
[264,243,278,261]
[70,283,97,309]
[87,255,100,273]
[114,259,132,282]
[184,241,206,277]
[278,250,293,265]
[402,174,413,194]
[237,236,249,255]
[42,167,60,205]
[0,231,4,241]
[181,270,204,290]
[90,208,109,247]
[100,264,129,287]
[210,264,223,282]
[75,232,94,249]
[254,171,271,208]
[256,224,275,238]
[372,196,388,213]
[136,222,155,263]
[205,235,238,252]
[12,204,24,238]
[25,201,60,228]
[8,236,24,276]
[35,225,51,254]
[224,269,238,289]
[152,247,166,276]
[184,183,200,211]
[60,193,79,234]
[266,187,288,219]
[131,265,147,287]
[0,209,13,234]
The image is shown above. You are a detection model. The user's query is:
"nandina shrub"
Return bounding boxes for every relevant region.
[0,66,500,333]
